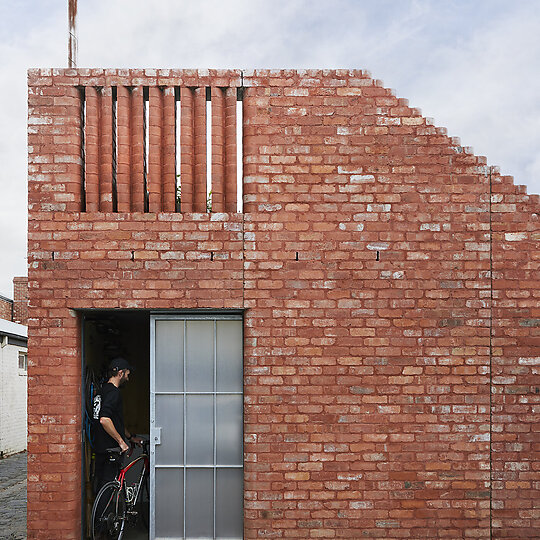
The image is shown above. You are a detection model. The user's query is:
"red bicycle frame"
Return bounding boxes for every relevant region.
[117,451,149,491]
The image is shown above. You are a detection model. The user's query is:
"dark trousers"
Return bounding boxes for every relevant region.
[94,452,120,495]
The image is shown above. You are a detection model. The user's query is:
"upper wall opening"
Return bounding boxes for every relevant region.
[81,84,243,214]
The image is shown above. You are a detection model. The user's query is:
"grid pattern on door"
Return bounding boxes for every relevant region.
[150,315,243,539]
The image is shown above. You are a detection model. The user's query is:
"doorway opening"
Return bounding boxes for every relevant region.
[81,310,244,539]
[82,310,150,539]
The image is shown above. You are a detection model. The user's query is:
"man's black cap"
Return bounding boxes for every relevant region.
[108,357,135,372]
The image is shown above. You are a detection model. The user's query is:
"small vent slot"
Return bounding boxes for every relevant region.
[112,87,118,212]
[143,87,149,212]
[206,87,212,212]
[237,88,243,213]
[175,87,181,212]
[80,87,86,211]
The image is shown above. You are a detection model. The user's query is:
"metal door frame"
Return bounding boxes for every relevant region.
[150,312,243,539]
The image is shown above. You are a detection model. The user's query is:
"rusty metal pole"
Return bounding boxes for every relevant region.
[68,0,78,67]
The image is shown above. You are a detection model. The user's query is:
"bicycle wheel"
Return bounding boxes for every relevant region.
[138,473,150,530]
[91,481,126,540]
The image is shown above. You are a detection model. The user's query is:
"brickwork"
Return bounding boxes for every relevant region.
[0,295,12,321]
[27,69,539,539]
[491,176,540,537]
[13,277,28,325]
[0,278,28,325]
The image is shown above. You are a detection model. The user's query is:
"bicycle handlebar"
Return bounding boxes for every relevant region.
[105,437,150,456]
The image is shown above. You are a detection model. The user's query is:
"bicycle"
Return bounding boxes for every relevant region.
[91,438,150,539]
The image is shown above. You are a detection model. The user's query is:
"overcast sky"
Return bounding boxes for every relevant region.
[0,0,539,298]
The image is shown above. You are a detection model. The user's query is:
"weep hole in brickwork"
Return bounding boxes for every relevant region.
[79,85,243,213]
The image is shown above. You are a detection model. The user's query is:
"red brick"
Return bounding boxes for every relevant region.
[27,68,540,540]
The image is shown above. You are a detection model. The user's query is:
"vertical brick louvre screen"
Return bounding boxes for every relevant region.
[43,71,244,214]
[27,69,539,539]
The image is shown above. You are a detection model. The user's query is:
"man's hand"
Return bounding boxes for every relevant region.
[119,439,130,453]
[130,436,144,447]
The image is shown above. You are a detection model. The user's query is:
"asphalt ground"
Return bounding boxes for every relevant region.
[0,451,27,539]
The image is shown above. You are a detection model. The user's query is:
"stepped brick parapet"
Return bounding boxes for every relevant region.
[27,68,539,539]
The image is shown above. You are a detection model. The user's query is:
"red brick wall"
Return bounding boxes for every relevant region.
[27,69,540,539]
[13,276,28,325]
[491,176,540,537]
[0,295,12,321]
[0,277,27,324]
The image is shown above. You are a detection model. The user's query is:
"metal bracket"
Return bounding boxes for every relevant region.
[151,426,161,445]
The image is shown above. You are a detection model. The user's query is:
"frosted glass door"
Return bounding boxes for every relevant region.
[151,315,243,539]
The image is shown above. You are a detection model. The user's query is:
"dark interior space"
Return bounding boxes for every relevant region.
[82,310,150,539]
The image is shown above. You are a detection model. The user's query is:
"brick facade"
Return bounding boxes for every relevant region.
[0,277,28,325]
[28,69,539,539]
[0,294,12,321]
[13,277,28,325]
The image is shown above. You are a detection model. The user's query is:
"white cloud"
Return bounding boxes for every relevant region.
[0,2,65,297]
[387,2,540,191]
[0,0,539,296]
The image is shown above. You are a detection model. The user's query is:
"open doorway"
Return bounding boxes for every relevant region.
[82,310,150,539]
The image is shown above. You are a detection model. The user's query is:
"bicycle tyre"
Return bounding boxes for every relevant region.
[91,481,126,540]
[138,473,150,530]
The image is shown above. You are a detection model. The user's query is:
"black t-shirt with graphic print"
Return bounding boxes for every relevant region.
[93,382,126,453]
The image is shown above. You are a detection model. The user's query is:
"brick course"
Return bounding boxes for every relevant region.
[0,295,12,321]
[28,69,539,539]
[13,277,28,325]
[0,278,28,325]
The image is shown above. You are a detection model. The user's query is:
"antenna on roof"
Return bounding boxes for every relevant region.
[68,0,78,68]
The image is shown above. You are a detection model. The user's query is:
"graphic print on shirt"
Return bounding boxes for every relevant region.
[93,395,101,420]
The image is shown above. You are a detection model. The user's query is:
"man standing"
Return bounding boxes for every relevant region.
[93,357,142,493]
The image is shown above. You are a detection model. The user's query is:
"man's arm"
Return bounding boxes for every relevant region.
[124,428,144,446]
[100,417,129,452]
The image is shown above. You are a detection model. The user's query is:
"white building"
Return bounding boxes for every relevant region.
[0,318,27,457]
